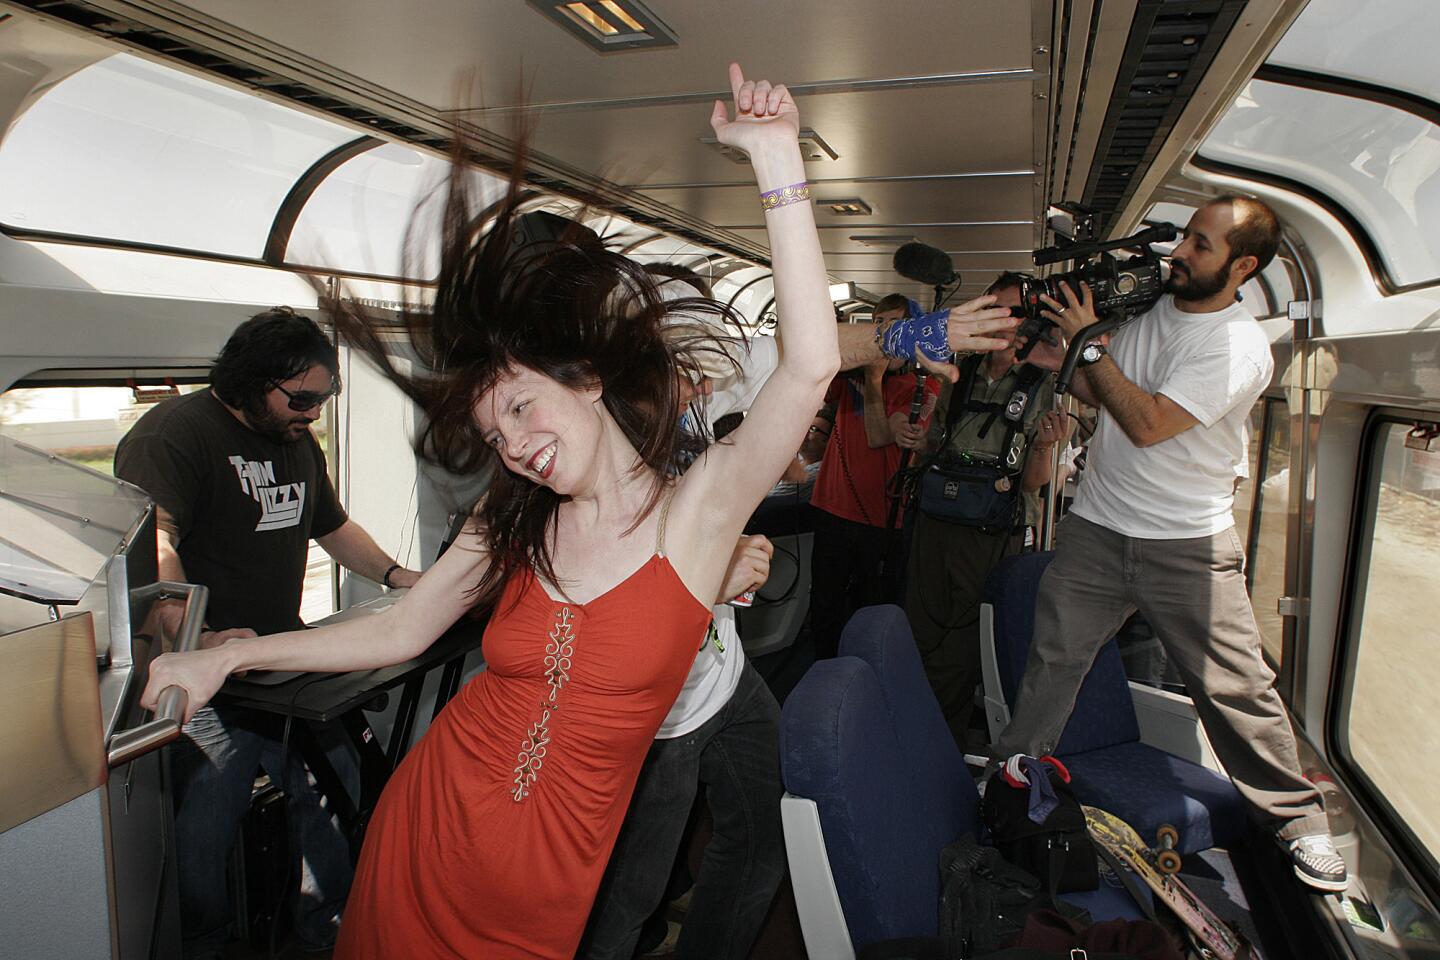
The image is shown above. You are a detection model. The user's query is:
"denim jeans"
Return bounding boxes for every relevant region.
[581,662,785,960]
[170,704,354,958]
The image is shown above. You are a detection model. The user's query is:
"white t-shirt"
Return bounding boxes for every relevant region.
[656,604,743,738]
[1071,295,1272,539]
[657,335,779,738]
[701,334,780,426]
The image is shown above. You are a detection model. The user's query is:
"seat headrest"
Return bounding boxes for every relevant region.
[839,604,966,783]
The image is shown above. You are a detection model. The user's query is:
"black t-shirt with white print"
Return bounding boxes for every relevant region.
[115,390,347,636]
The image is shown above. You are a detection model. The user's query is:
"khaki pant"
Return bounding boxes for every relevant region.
[994,514,1327,840]
[904,512,1021,745]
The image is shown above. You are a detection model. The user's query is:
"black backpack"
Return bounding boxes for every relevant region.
[981,757,1098,897]
[856,836,1098,960]
[939,836,1078,959]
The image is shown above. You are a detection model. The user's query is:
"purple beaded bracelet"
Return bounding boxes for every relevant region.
[760,181,811,212]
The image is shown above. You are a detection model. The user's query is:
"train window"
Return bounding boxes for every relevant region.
[1199,79,1440,288]
[1339,420,1440,866]
[726,271,775,327]
[1268,0,1433,107]
[1231,404,1262,543]
[625,235,713,266]
[0,382,337,622]
[1144,201,1194,227]
[0,54,355,258]
[1261,252,1300,309]
[286,145,504,279]
[0,384,203,474]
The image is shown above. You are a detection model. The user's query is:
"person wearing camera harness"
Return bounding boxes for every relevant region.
[992,195,1348,893]
[804,290,1021,664]
[899,272,1069,751]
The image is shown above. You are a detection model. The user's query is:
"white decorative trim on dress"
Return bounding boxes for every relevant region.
[512,606,576,801]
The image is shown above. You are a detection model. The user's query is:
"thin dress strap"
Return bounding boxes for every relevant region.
[655,487,675,557]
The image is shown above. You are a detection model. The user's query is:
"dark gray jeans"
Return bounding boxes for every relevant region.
[994,514,1328,840]
[171,705,353,958]
[580,662,785,960]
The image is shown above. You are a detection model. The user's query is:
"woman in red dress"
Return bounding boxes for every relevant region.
[143,64,840,958]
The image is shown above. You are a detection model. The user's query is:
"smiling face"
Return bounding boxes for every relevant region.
[474,365,604,494]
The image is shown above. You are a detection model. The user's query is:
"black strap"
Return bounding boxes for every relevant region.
[1046,836,1065,903]
[943,354,988,429]
[1091,838,1158,923]
[995,365,1049,475]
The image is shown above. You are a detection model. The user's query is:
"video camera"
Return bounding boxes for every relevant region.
[1013,203,1176,364]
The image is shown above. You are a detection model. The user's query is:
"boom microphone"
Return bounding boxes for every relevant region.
[893,242,959,287]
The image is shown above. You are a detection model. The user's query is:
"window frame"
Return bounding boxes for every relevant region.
[1194,64,1440,297]
[1329,409,1440,902]
[1235,393,1295,683]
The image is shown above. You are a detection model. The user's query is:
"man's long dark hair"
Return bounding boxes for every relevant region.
[211,307,339,416]
[331,141,744,612]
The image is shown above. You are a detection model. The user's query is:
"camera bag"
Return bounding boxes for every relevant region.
[981,755,1098,897]
[917,357,1047,531]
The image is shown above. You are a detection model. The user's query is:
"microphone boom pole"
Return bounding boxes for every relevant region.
[879,241,957,598]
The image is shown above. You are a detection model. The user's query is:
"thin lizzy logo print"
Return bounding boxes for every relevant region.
[228,456,306,532]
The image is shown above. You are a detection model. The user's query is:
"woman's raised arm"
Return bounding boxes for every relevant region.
[671,65,839,575]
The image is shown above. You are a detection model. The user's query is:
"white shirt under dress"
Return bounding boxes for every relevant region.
[656,335,780,738]
[1071,295,1273,540]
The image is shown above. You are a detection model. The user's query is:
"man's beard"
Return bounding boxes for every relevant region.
[1164,259,1231,302]
[246,407,311,443]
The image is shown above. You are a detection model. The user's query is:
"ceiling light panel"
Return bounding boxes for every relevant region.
[820,198,872,216]
[701,128,839,165]
[848,235,918,247]
[529,0,678,52]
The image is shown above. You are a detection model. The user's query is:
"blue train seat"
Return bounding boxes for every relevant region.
[980,551,1246,853]
[780,605,1146,957]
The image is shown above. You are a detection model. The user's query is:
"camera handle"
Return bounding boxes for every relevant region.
[1055,314,1124,396]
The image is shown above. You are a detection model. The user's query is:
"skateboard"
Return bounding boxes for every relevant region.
[1084,805,1254,960]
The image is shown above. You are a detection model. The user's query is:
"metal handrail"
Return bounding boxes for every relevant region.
[106,581,209,768]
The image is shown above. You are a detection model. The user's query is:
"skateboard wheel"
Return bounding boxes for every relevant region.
[1157,824,1179,849]
[1157,849,1183,875]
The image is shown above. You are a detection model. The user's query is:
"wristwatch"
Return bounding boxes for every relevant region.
[1078,341,1108,368]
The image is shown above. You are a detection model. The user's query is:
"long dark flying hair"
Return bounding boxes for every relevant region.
[330,136,744,612]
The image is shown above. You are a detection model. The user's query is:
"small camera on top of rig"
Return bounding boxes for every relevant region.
[1013,202,1177,356]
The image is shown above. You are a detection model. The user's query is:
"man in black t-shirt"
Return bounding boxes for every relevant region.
[115,307,420,959]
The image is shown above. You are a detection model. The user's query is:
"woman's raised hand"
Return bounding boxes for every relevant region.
[709,63,799,160]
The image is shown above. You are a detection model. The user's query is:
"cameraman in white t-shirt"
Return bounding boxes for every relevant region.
[992,195,1347,893]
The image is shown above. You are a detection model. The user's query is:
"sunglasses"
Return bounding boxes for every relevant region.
[270,378,341,412]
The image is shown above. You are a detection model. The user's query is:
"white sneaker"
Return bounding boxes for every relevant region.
[1289,834,1348,892]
